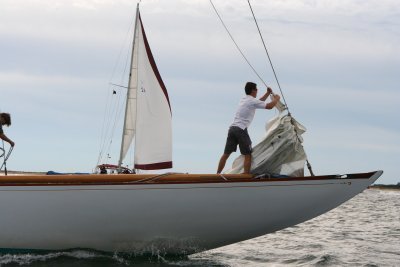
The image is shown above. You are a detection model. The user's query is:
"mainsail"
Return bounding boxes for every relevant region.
[118,7,172,170]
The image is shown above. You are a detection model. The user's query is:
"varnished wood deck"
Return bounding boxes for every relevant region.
[0,171,377,186]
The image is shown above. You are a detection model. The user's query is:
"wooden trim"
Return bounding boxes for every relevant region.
[0,171,378,187]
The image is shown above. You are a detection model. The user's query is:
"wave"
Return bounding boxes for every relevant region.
[0,249,226,267]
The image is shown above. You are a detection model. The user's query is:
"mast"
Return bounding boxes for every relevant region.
[118,4,140,168]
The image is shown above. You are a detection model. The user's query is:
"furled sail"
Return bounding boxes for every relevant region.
[226,98,307,176]
[119,9,172,170]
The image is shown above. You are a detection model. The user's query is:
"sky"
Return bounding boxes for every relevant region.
[0,0,399,184]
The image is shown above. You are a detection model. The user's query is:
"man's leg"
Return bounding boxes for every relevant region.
[243,154,251,174]
[237,128,252,174]
[217,153,230,174]
[218,127,237,174]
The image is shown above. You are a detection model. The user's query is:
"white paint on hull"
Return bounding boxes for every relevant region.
[0,171,382,254]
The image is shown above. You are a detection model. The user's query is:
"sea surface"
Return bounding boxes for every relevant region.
[0,189,398,267]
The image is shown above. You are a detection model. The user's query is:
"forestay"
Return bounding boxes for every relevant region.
[226,98,307,176]
[119,11,172,170]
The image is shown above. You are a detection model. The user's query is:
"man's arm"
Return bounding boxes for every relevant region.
[259,87,273,101]
[265,94,281,110]
[0,133,15,147]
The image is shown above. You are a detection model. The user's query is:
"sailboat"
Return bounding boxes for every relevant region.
[0,4,382,255]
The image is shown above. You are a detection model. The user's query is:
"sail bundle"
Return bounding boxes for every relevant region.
[227,99,307,176]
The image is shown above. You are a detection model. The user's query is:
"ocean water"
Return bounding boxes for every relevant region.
[1,189,398,266]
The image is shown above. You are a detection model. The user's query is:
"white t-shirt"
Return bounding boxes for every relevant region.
[231,95,266,129]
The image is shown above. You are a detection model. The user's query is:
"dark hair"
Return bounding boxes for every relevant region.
[245,82,257,95]
[0,113,11,126]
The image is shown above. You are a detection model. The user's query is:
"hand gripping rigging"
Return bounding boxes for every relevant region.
[210,0,315,175]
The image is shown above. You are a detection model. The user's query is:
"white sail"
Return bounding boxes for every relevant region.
[119,9,172,170]
[227,99,307,176]
[134,13,172,169]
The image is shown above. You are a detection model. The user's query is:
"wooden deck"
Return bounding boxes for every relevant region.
[0,171,377,186]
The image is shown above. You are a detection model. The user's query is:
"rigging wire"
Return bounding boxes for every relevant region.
[209,0,269,89]
[246,0,315,175]
[246,0,290,114]
[0,141,13,175]
[96,8,137,167]
[211,0,315,175]
[103,34,134,165]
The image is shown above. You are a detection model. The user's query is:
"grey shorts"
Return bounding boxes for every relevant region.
[224,126,252,155]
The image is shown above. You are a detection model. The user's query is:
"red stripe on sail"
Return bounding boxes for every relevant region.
[139,13,172,114]
[135,161,173,170]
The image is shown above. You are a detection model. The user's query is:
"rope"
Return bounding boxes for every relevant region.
[0,141,13,176]
[246,0,290,114]
[211,1,315,176]
[209,0,269,89]
[96,7,137,168]
[219,174,229,181]
[307,160,315,176]
[0,141,5,173]
[247,1,317,176]
[135,172,177,183]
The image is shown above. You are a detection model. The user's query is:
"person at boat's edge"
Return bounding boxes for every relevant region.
[217,82,280,174]
[0,113,15,147]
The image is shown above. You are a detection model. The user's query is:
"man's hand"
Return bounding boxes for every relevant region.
[265,94,281,109]
[9,141,15,147]
[260,87,273,101]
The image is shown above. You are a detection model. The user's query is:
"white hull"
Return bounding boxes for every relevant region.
[0,171,382,254]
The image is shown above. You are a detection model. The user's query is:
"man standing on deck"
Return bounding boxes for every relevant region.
[0,113,15,147]
[217,82,280,174]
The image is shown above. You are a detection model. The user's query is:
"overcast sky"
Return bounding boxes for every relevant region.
[1,0,399,184]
